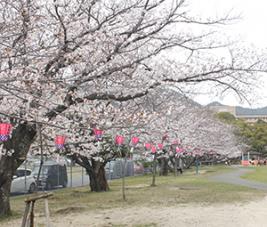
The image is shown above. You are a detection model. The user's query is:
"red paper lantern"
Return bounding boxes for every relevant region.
[131,137,139,146]
[115,135,124,146]
[158,143,163,150]
[151,145,157,154]
[55,135,66,149]
[144,143,151,150]
[176,147,183,153]
[0,123,12,141]
[93,128,104,141]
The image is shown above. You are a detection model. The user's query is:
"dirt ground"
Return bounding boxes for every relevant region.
[3,196,267,227]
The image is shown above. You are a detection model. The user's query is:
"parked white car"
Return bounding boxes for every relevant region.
[11,169,37,194]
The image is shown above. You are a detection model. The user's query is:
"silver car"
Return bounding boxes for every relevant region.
[11,169,37,194]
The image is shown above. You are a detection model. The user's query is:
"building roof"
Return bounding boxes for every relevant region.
[206,102,267,117]
[236,106,267,116]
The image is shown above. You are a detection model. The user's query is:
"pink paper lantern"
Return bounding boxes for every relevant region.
[55,135,66,149]
[144,143,151,150]
[93,128,104,141]
[131,137,139,146]
[158,143,163,150]
[0,123,12,141]
[151,145,157,154]
[176,147,183,153]
[115,135,124,146]
[172,139,180,145]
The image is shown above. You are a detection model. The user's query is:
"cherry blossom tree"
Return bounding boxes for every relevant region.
[0,0,266,216]
[138,88,243,176]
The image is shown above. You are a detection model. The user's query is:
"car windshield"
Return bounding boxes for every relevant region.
[32,165,49,176]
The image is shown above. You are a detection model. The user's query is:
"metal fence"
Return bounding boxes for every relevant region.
[105,159,135,180]
[12,158,138,194]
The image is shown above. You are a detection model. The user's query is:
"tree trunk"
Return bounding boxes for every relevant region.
[159,158,168,176]
[0,162,12,217]
[184,157,196,169]
[72,154,110,192]
[121,158,127,201]
[174,157,178,176]
[0,182,11,217]
[0,123,36,217]
[87,161,109,192]
[151,155,157,187]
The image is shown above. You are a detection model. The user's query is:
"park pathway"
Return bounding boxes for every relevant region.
[210,166,267,190]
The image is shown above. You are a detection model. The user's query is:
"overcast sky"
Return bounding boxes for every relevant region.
[188,0,267,107]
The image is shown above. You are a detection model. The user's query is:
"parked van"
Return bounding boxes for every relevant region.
[32,160,68,190]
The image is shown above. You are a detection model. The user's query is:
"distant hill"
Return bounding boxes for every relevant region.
[206,101,224,107]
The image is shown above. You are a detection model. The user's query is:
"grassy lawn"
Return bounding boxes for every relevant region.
[1,165,266,223]
[241,166,267,183]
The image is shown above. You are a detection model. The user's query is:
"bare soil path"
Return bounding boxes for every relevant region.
[4,166,267,227]
[3,198,267,227]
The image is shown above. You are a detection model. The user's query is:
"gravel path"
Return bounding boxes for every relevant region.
[210,166,267,190]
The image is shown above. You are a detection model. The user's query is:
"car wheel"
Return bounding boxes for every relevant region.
[28,183,37,193]
[62,180,67,188]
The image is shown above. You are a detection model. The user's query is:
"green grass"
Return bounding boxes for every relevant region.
[241,166,267,183]
[1,165,266,224]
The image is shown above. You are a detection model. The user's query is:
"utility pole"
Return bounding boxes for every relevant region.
[36,124,44,191]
